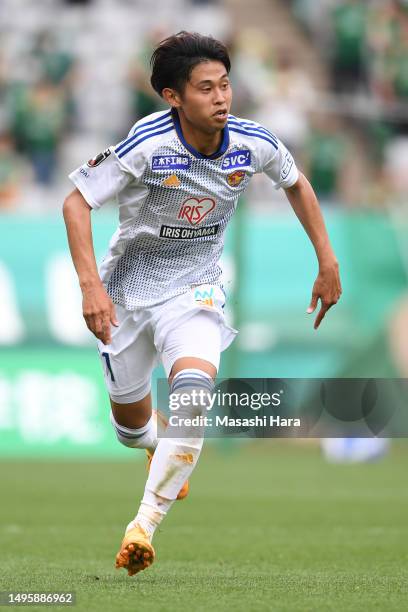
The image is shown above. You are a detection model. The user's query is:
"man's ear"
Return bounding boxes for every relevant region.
[162,88,182,108]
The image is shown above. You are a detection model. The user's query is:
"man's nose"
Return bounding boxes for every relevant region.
[213,88,226,104]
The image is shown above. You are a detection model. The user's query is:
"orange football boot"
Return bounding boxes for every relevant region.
[115,524,155,576]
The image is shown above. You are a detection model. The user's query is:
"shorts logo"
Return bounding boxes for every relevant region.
[178,197,215,225]
[152,155,191,170]
[162,174,180,187]
[222,149,251,169]
[87,148,111,168]
[227,170,245,187]
[194,287,214,307]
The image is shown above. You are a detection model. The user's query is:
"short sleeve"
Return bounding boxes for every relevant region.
[68,146,136,210]
[261,138,299,190]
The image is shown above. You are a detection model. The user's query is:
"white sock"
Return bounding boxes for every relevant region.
[110,412,159,453]
[129,369,213,539]
[127,490,174,539]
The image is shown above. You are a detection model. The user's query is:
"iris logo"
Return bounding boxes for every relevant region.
[194,287,214,307]
[178,197,216,225]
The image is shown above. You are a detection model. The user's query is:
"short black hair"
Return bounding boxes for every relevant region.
[150,31,231,97]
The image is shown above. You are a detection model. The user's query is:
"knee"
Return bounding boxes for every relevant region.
[170,357,217,385]
[169,368,214,418]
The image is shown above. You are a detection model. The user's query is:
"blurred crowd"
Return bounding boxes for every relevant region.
[294,0,408,103]
[0,21,79,209]
[292,0,408,208]
[0,0,408,211]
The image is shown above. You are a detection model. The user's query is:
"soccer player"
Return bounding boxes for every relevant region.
[63,31,341,576]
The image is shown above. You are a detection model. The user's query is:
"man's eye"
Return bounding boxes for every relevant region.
[202,88,211,93]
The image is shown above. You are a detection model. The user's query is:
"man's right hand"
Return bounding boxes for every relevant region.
[81,281,119,345]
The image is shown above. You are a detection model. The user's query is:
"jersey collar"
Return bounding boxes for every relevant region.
[171,108,229,160]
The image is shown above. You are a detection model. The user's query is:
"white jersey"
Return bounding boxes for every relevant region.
[69,109,299,309]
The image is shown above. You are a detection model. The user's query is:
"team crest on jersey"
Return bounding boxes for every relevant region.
[178,197,215,225]
[162,174,181,187]
[227,170,245,187]
[152,155,191,170]
[222,149,251,169]
[87,148,111,168]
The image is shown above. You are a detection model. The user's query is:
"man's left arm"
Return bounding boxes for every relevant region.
[284,172,342,330]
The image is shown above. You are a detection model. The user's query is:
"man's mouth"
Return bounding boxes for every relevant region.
[213,109,228,120]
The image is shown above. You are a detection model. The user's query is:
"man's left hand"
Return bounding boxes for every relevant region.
[307,261,342,330]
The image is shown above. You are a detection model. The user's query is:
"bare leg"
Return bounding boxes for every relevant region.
[169,356,216,384]
[110,393,152,428]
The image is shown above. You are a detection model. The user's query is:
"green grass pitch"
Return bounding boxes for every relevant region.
[1,442,407,611]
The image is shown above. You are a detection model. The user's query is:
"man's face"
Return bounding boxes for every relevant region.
[172,60,232,133]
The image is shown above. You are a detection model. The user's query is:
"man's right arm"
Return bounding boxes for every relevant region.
[62,188,118,344]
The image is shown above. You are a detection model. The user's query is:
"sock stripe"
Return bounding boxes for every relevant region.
[172,368,212,380]
[171,385,213,397]
[171,371,214,392]
[113,426,147,440]
[172,373,212,382]
[171,378,214,393]
[110,413,153,438]
[173,374,213,385]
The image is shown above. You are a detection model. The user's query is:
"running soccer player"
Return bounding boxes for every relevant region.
[63,31,342,576]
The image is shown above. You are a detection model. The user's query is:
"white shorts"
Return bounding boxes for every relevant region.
[97,284,237,403]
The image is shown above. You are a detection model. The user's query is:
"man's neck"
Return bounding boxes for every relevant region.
[176,109,222,156]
